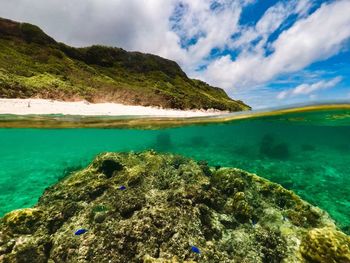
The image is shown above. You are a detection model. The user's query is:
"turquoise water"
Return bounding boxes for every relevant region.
[0,108,350,233]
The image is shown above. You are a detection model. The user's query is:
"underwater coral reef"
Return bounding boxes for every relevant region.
[0,151,349,262]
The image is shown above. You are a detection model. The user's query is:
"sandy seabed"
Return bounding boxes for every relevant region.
[0,98,227,117]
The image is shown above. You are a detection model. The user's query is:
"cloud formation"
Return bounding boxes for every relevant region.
[202,0,350,90]
[277,76,342,99]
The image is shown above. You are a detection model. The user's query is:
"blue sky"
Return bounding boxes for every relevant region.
[1,0,349,109]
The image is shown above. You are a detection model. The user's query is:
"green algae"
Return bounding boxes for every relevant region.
[1,151,348,262]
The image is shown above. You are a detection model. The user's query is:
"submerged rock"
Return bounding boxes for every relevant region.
[259,134,290,160]
[0,151,349,262]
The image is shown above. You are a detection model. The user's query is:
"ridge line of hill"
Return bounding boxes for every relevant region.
[0,17,250,111]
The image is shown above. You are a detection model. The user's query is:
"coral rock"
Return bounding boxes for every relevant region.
[0,151,349,262]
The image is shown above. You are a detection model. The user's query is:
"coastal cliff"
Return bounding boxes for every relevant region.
[0,18,250,112]
[0,151,349,262]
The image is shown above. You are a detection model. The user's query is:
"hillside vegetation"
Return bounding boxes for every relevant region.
[0,17,250,111]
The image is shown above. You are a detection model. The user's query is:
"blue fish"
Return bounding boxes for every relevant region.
[252,218,257,226]
[191,245,201,254]
[75,229,88,235]
[118,185,126,190]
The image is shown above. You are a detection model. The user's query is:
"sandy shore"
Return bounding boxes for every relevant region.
[0,99,228,117]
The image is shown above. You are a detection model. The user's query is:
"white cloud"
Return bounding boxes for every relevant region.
[277,76,342,99]
[229,1,294,52]
[168,0,246,69]
[202,0,350,91]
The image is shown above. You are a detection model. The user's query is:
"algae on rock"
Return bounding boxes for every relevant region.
[0,151,349,262]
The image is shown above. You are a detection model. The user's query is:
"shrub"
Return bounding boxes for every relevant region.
[20,23,55,45]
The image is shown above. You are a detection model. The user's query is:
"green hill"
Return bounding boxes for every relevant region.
[0,17,250,111]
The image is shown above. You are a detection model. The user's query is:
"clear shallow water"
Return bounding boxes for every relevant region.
[0,107,350,233]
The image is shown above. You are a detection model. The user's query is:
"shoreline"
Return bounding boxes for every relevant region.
[0,98,228,117]
[0,99,350,129]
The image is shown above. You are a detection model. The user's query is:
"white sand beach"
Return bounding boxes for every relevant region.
[0,99,228,117]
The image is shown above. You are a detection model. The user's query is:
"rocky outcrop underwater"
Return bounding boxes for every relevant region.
[0,151,349,262]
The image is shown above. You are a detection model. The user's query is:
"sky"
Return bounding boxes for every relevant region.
[0,0,349,109]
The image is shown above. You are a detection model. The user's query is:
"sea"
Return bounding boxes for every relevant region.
[0,104,349,233]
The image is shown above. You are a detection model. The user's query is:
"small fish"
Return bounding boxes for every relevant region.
[118,185,126,190]
[252,218,258,227]
[75,229,88,235]
[191,245,201,254]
